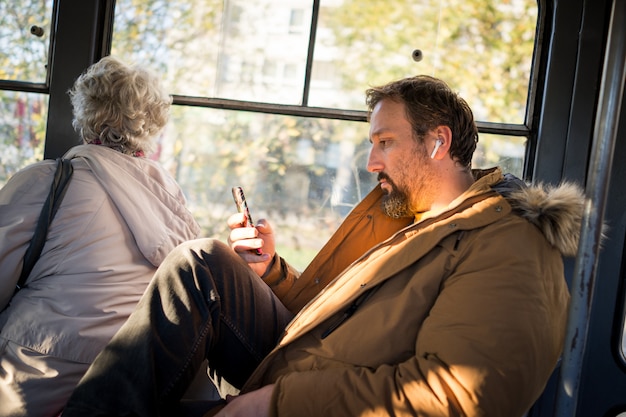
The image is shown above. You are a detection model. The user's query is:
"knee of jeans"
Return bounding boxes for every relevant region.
[157,239,224,272]
[177,238,229,257]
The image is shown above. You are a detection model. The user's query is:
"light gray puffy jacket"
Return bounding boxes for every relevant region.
[0,144,200,417]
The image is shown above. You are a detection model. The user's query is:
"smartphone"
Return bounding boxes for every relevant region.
[231,186,263,255]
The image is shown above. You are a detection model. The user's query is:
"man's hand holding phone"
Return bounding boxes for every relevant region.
[229,187,274,277]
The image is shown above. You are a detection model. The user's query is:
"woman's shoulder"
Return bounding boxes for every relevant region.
[12,158,58,177]
[0,160,58,202]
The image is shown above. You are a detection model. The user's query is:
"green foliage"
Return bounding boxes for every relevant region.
[0,92,47,187]
[0,0,50,186]
[323,0,537,123]
[0,0,50,81]
[112,0,222,96]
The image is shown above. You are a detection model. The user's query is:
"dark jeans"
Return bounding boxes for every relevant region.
[62,239,294,417]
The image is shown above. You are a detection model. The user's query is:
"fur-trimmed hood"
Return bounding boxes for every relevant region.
[493,173,586,257]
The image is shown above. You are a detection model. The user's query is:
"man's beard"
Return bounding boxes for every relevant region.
[379,174,413,219]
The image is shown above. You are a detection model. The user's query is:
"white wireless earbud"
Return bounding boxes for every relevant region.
[430,139,443,159]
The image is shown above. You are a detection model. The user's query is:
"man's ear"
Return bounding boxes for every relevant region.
[430,126,452,160]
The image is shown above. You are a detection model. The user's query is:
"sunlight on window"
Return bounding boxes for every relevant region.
[159,106,373,269]
[0,91,48,188]
[153,105,525,270]
[0,0,52,183]
[0,0,52,83]
[111,0,537,269]
[112,0,538,125]
[313,0,538,124]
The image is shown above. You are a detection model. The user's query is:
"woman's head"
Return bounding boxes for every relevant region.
[69,56,171,156]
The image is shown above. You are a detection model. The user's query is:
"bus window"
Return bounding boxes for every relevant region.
[111,0,538,263]
[0,0,53,187]
[163,105,372,269]
[473,133,527,178]
[140,108,526,269]
[312,0,538,125]
[0,91,48,188]
[0,0,52,84]
[112,0,538,124]
[112,0,313,104]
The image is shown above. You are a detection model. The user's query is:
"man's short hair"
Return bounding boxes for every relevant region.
[365,75,478,168]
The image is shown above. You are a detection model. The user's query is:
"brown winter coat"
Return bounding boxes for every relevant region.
[246,167,581,417]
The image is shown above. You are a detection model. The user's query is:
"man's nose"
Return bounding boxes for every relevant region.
[366,148,382,173]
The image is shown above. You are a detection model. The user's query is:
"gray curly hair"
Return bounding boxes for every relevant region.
[68,55,172,156]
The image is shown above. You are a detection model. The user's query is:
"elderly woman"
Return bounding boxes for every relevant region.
[0,56,201,417]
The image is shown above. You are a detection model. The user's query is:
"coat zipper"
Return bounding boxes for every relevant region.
[321,284,381,339]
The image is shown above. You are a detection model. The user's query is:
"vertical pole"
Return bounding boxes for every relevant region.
[301,0,320,107]
[554,0,626,415]
[44,0,112,159]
